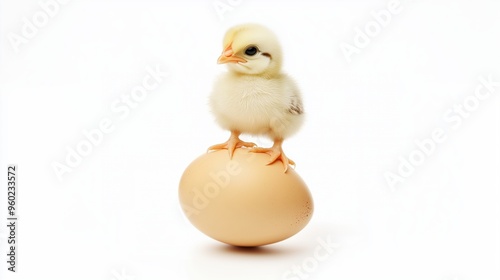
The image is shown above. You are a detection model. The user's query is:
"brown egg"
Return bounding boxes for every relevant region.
[179,148,313,247]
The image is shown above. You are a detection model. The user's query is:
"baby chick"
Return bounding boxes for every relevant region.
[208,23,304,172]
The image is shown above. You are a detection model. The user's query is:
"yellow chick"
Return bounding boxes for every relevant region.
[208,23,304,172]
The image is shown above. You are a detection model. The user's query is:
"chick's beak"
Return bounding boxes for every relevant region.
[217,45,247,64]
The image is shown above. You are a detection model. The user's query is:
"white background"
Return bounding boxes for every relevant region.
[1,0,499,279]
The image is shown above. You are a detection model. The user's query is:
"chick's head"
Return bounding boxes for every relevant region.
[217,24,282,77]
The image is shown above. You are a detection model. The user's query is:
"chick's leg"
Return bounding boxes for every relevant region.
[208,131,256,158]
[250,138,295,172]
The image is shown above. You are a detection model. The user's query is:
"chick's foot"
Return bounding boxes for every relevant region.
[208,134,256,158]
[250,145,295,173]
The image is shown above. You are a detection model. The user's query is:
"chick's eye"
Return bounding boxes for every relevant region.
[245,46,258,56]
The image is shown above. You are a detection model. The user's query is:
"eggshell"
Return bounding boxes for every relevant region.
[179,148,313,247]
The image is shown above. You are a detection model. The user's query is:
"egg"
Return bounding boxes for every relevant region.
[178,148,313,247]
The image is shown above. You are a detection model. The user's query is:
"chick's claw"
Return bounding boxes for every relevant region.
[250,147,295,173]
[207,139,256,158]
